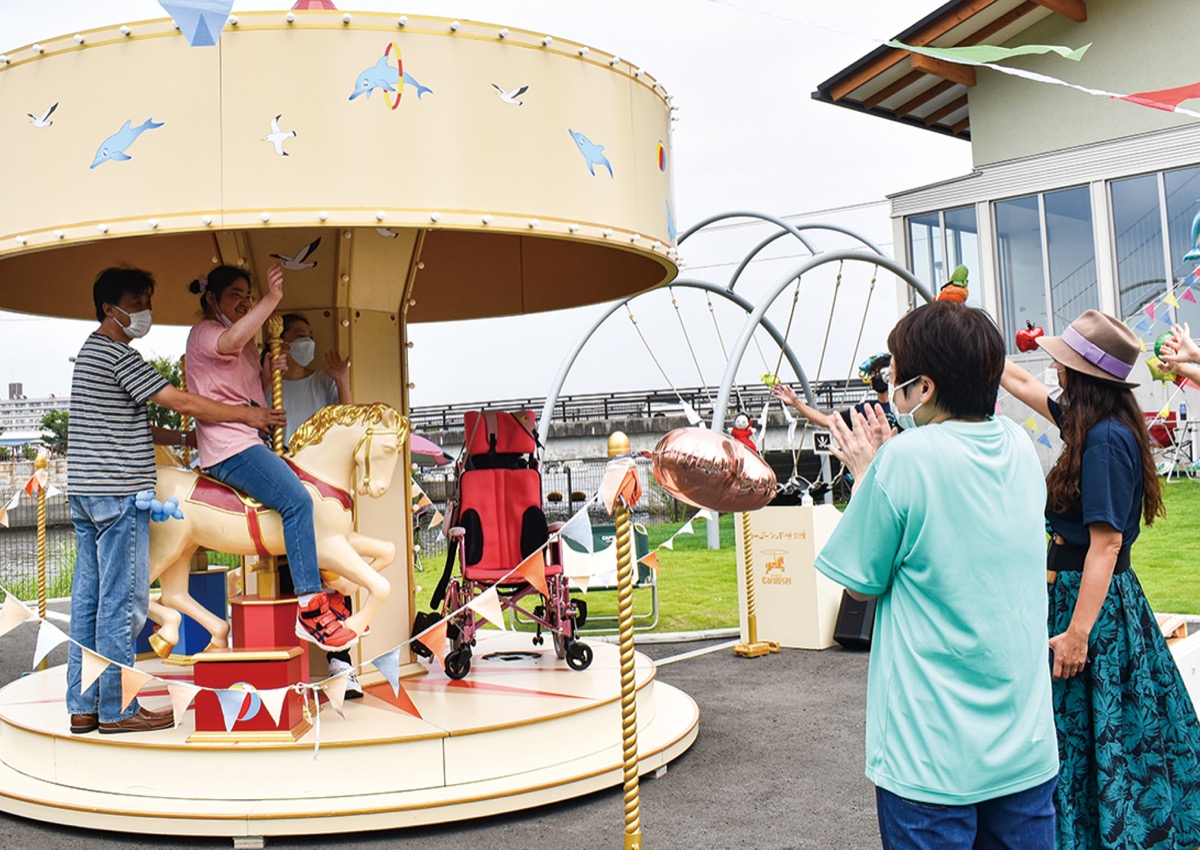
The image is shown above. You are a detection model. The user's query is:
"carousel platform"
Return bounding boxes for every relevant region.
[0,633,697,839]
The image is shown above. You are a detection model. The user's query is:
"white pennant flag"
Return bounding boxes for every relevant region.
[678,519,695,536]
[80,648,110,693]
[0,491,20,527]
[699,509,718,523]
[660,536,675,550]
[45,484,63,499]
[216,689,249,732]
[567,573,591,592]
[32,620,68,668]
[259,687,290,726]
[0,593,33,637]
[324,674,349,717]
[370,649,402,697]
[167,682,202,727]
[787,419,799,446]
[757,401,770,450]
[559,506,594,554]
[467,587,506,630]
[682,400,705,427]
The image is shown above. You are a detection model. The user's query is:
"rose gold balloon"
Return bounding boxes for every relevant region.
[652,427,777,512]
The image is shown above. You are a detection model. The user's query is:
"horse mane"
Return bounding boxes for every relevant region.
[288,403,403,455]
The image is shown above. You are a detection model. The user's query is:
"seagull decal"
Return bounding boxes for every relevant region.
[264,114,296,156]
[269,237,322,271]
[28,102,57,128]
[491,83,528,106]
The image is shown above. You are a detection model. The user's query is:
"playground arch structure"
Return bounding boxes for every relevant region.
[537,211,932,548]
[0,10,699,839]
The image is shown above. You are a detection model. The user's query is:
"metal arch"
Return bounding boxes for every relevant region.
[537,278,815,447]
[712,250,932,436]
[677,211,820,256]
[726,222,889,292]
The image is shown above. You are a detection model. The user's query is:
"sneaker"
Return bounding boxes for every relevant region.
[326,592,370,636]
[327,656,364,700]
[296,593,360,651]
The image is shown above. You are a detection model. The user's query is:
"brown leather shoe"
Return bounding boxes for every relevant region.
[98,706,175,735]
[69,713,99,734]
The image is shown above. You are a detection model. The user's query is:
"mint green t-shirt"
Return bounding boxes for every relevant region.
[815,416,1058,806]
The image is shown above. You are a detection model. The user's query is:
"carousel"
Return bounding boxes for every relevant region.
[0,6,696,840]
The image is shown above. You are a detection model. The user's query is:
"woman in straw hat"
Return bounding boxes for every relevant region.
[1002,309,1200,850]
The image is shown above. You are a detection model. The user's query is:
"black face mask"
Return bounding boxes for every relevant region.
[871,376,888,393]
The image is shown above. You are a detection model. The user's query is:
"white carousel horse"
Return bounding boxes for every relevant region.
[145,403,406,656]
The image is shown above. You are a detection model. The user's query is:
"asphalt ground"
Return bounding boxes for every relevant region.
[0,603,877,850]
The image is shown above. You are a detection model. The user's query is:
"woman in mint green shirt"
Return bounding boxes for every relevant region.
[815,302,1058,850]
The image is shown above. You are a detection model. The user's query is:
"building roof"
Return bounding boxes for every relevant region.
[812,0,1087,140]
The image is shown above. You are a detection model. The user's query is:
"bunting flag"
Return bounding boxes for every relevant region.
[1023,416,1038,431]
[258,687,290,726]
[515,549,550,598]
[891,40,1091,65]
[757,400,771,452]
[1036,433,1053,449]
[659,536,675,551]
[416,494,433,509]
[467,586,507,630]
[0,491,20,528]
[415,619,448,669]
[323,674,349,717]
[787,418,799,446]
[600,458,642,513]
[156,0,237,48]
[430,509,444,527]
[0,593,33,637]
[639,551,660,574]
[559,507,594,554]
[1139,338,1149,352]
[32,620,68,668]
[80,648,110,693]
[698,509,718,523]
[216,689,248,732]
[23,469,48,497]
[370,649,403,697]
[1135,318,1153,334]
[120,667,156,711]
[167,682,202,727]
[1165,293,1182,309]
[682,400,704,428]
[678,519,695,536]
[566,572,591,593]
[1161,403,1172,419]
[1146,302,1158,321]
[1183,287,1197,304]
[1116,81,1200,113]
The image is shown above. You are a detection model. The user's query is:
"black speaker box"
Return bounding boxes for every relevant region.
[833,590,876,650]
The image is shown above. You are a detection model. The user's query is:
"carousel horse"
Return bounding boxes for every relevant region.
[145,402,407,657]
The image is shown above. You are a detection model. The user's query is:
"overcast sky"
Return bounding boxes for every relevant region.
[0,0,973,407]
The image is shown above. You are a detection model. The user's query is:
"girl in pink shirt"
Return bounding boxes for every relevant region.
[185,264,357,651]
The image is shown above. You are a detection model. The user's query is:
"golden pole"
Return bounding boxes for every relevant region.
[253,314,286,600]
[733,511,780,658]
[179,355,191,468]
[607,431,643,850]
[35,451,48,670]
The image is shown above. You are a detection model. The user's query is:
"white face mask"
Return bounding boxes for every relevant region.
[113,305,152,339]
[290,337,316,367]
[888,374,924,431]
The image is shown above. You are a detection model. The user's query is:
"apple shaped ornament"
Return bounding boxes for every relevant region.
[1016,321,1045,353]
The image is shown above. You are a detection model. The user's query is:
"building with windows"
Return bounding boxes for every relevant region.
[815,0,1200,383]
[0,386,66,446]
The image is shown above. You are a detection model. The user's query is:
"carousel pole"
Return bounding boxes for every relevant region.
[733,511,779,658]
[178,355,191,468]
[254,314,286,600]
[34,451,48,669]
[606,431,644,850]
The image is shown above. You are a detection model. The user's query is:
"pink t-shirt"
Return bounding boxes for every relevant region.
[185,319,267,467]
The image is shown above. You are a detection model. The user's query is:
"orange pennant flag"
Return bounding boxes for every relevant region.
[515,549,550,597]
[23,469,47,497]
[120,666,156,711]
[415,619,448,669]
[600,459,642,513]
[639,551,660,574]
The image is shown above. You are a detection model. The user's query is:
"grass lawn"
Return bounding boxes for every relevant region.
[414,480,1200,633]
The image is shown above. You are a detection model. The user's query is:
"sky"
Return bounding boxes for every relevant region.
[0,0,973,407]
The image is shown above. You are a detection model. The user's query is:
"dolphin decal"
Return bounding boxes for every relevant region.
[349,53,433,103]
[666,199,677,243]
[568,129,613,178]
[89,118,164,168]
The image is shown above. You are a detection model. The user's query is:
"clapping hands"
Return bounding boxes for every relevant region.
[1159,322,1200,368]
[827,402,897,483]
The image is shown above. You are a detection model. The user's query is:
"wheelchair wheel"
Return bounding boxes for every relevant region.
[565,640,593,671]
[445,645,472,680]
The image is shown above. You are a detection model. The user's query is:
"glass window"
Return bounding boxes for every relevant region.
[1044,187,1098,333]
[943,205,981,307]
[1111,174,1165,319]
[1164,166,1200,329]
[907,213,941,291]
[995,195,1047,352]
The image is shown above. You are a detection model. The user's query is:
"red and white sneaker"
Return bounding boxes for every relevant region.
[326,592,370,637]
[296,593,359,651]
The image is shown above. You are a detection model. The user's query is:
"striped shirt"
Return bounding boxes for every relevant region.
[66,332,169,495]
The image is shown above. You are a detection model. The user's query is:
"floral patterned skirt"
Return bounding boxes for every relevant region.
[1049,569,1200,850]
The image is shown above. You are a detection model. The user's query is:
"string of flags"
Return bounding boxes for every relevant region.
[0,466,62,527]
[0,474,714,755]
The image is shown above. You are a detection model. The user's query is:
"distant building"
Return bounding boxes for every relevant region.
[0,394,67,446]
[816,0,1199,399]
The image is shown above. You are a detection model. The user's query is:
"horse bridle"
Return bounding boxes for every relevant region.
[353,426,403,491]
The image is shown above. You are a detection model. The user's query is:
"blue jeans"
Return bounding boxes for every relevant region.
[876,777,1057,850]
[67,494,149,723]
[208,444,320,595]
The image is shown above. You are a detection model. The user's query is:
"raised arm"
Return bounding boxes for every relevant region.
[217,264,284,355]
[1001,359,1053,422]
[771,383,834,430]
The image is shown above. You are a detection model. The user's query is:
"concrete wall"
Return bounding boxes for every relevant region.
[970,0,1191,167]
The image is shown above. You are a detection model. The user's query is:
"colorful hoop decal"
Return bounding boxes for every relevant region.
[384,42,404,111]
[656,140,666,172]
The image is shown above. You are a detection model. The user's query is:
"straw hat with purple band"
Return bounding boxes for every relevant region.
[1036,309,1141,388]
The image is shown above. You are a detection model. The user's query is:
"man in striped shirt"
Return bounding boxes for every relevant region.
[66,267,284,735]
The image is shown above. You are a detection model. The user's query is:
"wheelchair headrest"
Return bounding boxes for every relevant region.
[464,410,538,456]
